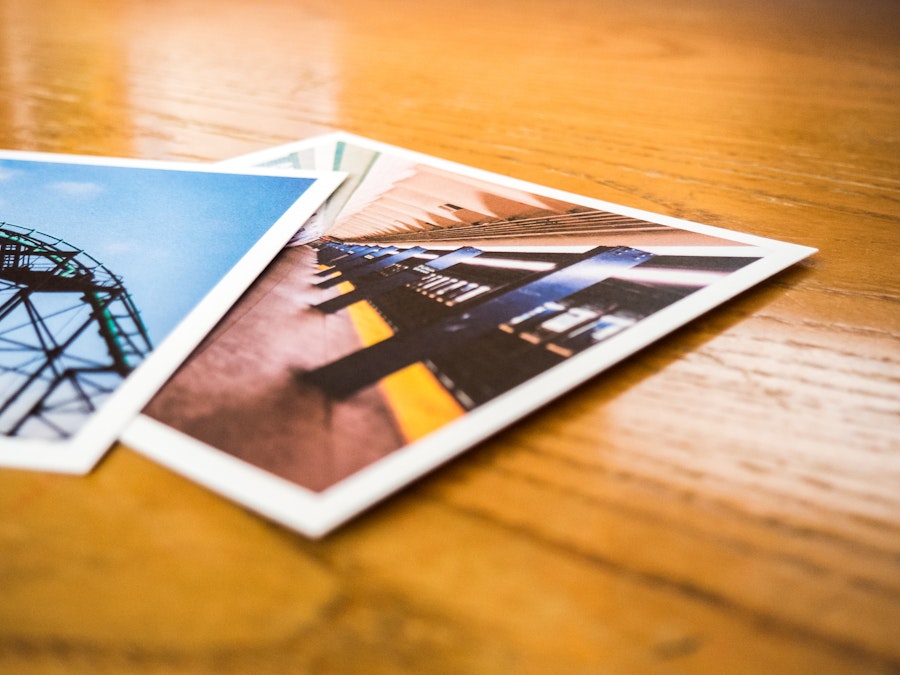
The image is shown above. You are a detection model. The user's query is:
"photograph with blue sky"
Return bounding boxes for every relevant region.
[0,154,322,442]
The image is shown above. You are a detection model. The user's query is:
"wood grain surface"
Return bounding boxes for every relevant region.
[1,0,898,672]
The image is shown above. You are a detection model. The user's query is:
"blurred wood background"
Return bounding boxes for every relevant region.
[0,0,898,672]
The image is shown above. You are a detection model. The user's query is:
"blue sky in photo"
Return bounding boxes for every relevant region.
[0,157,315,343]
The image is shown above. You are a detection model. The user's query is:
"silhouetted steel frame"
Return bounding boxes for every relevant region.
[0,223,152,437]
[304,244,653,398]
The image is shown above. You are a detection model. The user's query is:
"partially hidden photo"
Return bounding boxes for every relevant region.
[123,132,816,537]
[0,150,343,472]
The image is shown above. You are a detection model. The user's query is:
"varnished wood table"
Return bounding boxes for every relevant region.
[1,0,898,672]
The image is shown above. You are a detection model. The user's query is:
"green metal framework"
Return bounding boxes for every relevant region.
[0,222,152,439]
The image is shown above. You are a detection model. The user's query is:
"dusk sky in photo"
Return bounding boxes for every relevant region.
[0,156,315,343]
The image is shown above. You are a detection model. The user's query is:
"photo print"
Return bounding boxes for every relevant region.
[0,150,343,472]
[124,133,815,537]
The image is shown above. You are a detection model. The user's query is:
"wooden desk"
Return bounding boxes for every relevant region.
[1,0,897,671]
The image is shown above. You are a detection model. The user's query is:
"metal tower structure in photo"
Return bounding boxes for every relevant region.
[0,222,153,439]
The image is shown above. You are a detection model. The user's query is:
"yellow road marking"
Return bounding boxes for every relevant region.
[339,282,465,442]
